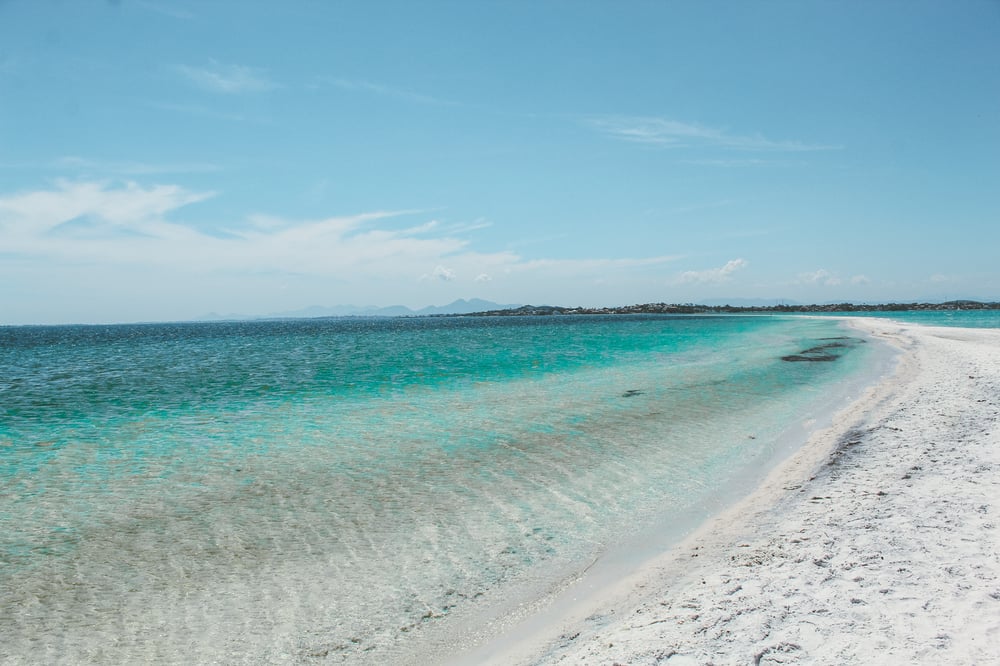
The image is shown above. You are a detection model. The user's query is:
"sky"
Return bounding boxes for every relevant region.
[1,0,998,324]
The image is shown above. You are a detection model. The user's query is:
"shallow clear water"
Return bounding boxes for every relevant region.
[0,314,877,664]
[815,309,1000,329]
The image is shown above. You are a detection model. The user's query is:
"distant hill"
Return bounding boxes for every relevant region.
[411,298,518,316]
[455,300,1000,317]
[198,298,520,321]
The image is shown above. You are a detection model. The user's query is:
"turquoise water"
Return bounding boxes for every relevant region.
[1,315,879,664]
[814,309,1000,329]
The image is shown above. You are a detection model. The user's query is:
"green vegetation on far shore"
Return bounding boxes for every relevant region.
[452,300,1000,317]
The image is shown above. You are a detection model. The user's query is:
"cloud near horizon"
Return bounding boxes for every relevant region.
[796,269,871,288]
[677,258,748,284]
[0,180,682,302]
[425,265,457,281]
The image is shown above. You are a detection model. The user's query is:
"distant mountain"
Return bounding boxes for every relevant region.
[197,299,520,321]
[412,298,518,316]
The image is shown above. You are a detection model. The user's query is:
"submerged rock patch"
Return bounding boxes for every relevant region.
[782,338,864,362]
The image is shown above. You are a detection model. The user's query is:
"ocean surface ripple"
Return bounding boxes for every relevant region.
[1,314,876,664]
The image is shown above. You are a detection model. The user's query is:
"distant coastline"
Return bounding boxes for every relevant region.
[447,299,1000,317]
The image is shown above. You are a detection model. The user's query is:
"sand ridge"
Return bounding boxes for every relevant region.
[502,319,1000,665]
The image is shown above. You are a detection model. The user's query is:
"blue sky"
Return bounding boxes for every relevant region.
[1,0,998,324]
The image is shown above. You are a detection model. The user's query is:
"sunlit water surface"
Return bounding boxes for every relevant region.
[1,315,883,664]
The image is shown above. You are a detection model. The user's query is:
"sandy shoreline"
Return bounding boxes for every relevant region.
[467,318,1000,665]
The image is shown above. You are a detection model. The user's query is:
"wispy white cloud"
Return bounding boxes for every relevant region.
[318,77,454,105]
[403,219,440,234]
[589,117,717,147]
[0,179,213,240]
[588,116,841,152]
[448,217,493,233]
[0,182,499,280]
[173,60,276,94]
[791,270,871,289]
[797,268,842,286]
[426,265,456,281]
[0,181,693,315]
[676,258,748,284]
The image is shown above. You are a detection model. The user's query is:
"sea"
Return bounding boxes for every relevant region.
[0,312,925,664]
[817,308,1000,329]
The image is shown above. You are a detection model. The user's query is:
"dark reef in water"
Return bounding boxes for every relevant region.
[781,337,866,363]
[781,343,846,362]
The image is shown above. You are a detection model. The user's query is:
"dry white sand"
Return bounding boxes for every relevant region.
[474,319,1000,665]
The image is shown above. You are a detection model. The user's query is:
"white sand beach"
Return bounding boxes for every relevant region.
[469,318,1000,665]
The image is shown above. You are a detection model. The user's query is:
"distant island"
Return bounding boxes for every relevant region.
[447,300,1000,317]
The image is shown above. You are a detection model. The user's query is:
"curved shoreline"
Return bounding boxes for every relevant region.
[426,317,893,666]
[467,318,1000,664]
